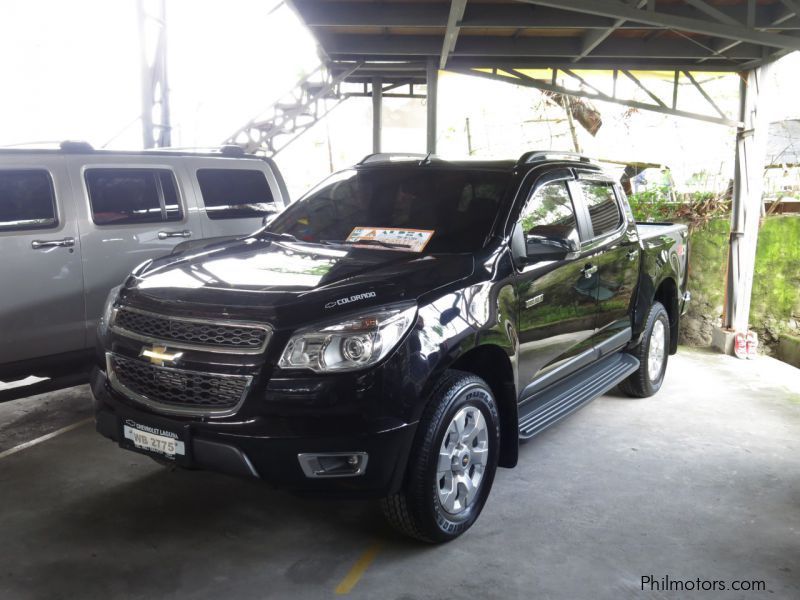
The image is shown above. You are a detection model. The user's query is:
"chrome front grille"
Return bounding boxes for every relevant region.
[111,306,271,354]
[106,353,252,416]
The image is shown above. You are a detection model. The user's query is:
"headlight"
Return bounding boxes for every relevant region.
[98,284,123,336]
[278,305,417,373]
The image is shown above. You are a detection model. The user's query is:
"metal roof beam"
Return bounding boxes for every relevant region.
[444,57,744,71]
[318,33,765,60]
[621,69,666,107]
[440,0,468,69]
[448,66,740,127]
[779,0,800,16]
[294,2,800,30]
[698,3,800,63]
[682,70,727,119]
[575,0,646,62]
[517,0,800,49]
[683,0,744,27]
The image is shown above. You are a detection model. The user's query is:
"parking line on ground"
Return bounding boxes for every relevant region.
[334,541,382,595]
[0,417,93,460]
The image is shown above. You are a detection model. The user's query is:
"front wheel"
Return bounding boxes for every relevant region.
[380,370,500,543]
[619,301,670,398]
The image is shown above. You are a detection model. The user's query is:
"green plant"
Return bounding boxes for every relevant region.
[628,190,729,232]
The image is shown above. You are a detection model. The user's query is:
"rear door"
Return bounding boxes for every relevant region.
[570,172,641,353]
[515,171,598,395]
[187,157,284,238]
[65,155,203,340]
[0,156,86,366]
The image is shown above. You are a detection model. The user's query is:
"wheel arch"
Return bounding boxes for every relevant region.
[449,344,518,468]
[653,277,679,355]
[632,273,680,355]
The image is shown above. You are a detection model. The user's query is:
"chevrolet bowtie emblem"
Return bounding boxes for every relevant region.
[140,345,183,366]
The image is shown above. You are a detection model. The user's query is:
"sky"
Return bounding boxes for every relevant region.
[2,1,800,198]
[0,0,317,149]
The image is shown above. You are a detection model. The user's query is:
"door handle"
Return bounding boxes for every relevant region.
[158,230,192,240]
[582,264,598,279]
[31,237,75,250]
[627,250,638,261]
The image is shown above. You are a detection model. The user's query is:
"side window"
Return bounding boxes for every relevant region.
[196,169,276,220]
[519,181,579,245]
[0,169,58,232]
[579,180,623,238]
[85,169,182,226]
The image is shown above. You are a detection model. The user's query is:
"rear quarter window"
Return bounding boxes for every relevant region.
[0,169,58,232]
[85,168,182,226]
[579,180,623,238]
[196,168,276,220]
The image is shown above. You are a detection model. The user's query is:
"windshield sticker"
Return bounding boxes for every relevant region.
[346,227,434,252]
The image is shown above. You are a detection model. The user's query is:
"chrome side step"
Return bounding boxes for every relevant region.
[517,352,639,440]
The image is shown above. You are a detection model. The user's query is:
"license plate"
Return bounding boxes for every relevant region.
[123,419,185,458]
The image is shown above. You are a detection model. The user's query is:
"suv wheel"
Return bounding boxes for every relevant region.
[380,370,500,543]
[619,301,670,398]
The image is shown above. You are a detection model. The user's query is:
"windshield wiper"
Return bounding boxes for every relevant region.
[320,239,413,250]
[258,230,299,243]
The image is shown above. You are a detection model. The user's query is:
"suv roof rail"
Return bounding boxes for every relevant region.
[59,140,94,153]
[0,140,95,151]
[142,144,250,155]
[219,144,246,157]
[517,151,597,166]
[358,152,431,165]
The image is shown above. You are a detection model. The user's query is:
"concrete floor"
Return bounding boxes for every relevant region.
[1,347,798,600]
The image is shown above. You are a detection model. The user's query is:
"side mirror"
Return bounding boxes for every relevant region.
[525,236,578,262]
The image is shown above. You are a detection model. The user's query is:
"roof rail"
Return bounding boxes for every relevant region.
[219,144,246,157]
[358,152,429,165]
[517,151,597,166]
[0,140,63,149]
[0,140,94,151]
[141,145,250,156]
[59,140,94,153]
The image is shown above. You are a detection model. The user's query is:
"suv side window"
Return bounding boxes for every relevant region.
[0,169,58,232]
[85,168,182,226]
[519,181,580,246]
[196,169,276,220]
[578,180,622,238]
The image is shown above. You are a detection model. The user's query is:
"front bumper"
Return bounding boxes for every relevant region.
[91,368,417,497]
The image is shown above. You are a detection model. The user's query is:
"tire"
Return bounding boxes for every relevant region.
[619,301,670,398]
[380,370,500,543]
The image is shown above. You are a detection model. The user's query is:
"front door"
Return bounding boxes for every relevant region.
[515,177,596,397]
[0,157,86,367]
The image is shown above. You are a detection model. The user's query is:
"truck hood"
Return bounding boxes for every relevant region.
[122,237,474,324]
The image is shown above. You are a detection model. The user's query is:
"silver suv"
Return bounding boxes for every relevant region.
[0,142,289,380]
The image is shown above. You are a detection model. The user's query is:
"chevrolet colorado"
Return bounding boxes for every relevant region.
[92,151,689,542]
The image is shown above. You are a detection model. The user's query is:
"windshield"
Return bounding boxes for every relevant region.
[267,167,512,253]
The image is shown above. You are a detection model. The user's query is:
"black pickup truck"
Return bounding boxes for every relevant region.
[92,151,689,543]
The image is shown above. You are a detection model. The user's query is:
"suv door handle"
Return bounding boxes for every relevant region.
[627,250,638,261]
[582,264,598,278]
[158,230,192,240]
[31,237,75,250]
